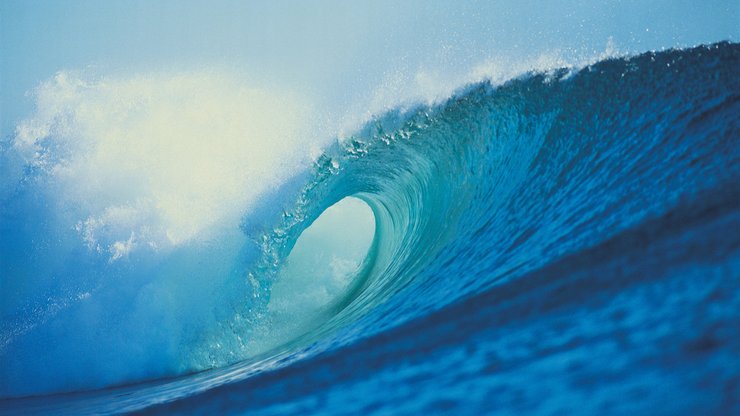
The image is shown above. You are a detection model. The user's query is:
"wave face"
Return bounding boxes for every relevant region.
[1,43,739,414]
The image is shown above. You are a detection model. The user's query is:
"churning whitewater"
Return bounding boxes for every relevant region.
[1,43,738,414]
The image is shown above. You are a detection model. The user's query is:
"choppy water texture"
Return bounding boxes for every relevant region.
[1,43,739,415]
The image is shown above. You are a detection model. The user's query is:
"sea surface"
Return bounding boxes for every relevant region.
[1,42,738,415]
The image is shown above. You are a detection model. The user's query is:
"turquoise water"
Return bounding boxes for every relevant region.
[1,42,739,414]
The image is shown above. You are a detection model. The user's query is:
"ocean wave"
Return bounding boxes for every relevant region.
[1,42,738,414]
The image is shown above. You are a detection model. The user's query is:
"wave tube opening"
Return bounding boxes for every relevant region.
[262,196,377,349]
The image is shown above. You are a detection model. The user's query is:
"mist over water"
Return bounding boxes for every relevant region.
[1,70,321,394]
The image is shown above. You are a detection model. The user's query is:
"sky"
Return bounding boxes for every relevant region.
[1,0,738,137]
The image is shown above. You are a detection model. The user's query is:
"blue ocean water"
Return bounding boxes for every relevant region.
[1,42,739,414]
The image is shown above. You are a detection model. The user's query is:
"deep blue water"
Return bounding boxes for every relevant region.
[1,42,739,415]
